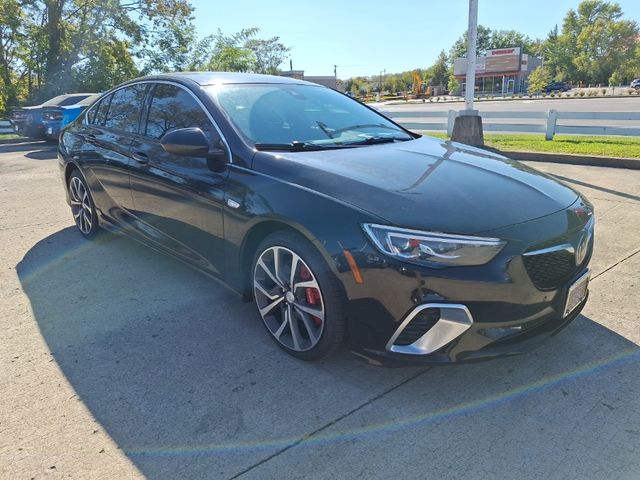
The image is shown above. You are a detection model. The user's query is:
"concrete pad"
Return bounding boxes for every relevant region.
[239,320,640,479]
[1,143,638,479]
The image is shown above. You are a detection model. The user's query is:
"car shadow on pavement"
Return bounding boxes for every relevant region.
[24,148,57,160]
[17,227,640,479]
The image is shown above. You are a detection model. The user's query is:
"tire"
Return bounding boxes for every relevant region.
[251,231,347,360]
[68,170,100,239]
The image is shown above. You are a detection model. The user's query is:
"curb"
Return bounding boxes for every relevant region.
[490,149,640,170]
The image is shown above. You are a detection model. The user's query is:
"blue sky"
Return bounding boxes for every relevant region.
[189,0,640,78]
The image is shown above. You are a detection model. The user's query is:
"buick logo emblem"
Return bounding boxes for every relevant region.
[575,231,590,265]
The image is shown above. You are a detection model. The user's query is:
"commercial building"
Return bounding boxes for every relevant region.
[280,70,337,89]
[453,47,543,96]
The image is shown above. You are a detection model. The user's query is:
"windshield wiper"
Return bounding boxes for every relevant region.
[254,141,333,152]
[316,121,335,139]
[344,136,411,146]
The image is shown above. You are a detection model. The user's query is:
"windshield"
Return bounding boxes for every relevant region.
[208,84,414,149]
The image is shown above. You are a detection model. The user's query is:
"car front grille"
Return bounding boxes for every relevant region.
[523,249,577,290]
[522,231,592,291]
[394,307,440,346]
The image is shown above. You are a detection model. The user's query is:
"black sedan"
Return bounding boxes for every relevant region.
[57,73,594,365]
[10,93,95,138]
[544,81,571,93]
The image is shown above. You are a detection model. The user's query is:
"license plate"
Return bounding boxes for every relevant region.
[47,127,52,135]
[563,270,590,317]
[14,125,18,132]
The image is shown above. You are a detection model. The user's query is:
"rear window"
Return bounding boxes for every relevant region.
[41,94,92,107]
[58,95,91,106]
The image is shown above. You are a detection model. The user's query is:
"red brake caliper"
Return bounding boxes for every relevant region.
[300,264,322,326]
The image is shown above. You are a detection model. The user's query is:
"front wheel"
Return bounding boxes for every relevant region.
[68,171,100,239]
[251,231,347,360]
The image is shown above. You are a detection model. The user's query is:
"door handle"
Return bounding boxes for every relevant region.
[132,151,149,164]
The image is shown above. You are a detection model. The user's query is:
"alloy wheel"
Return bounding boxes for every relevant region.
[253,246,325,352]
[69,176,93,235]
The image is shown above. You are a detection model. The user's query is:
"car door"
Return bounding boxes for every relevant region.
[80,84,147,223]
[128,82,228,276]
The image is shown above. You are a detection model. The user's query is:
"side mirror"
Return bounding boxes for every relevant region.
[160,127,229,171]
[160,127,210,157]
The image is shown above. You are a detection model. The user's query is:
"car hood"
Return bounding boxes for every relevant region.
[251,136,579,234]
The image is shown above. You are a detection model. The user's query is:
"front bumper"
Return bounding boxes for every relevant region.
[352,289,588,367]
[342,199,594,366]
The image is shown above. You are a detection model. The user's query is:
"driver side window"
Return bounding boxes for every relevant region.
[144,84,213,139]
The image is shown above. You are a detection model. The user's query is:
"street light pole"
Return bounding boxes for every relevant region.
[451,0,484,146]
[464,0,478,112]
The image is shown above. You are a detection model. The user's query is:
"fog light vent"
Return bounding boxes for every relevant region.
[394,308,440,346]
[386,304,474,355]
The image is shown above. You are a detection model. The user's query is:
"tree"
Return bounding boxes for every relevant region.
[449,26,538,60]
[19,0,194,100]
[189,28,289,74]
[552,0,639,85]
[74,39,138,92]
[449,25,494,59]
[542,25,569,80]
[426,50,450,87]
[0,0,29,108]
[246,37,290,74]
[527,66,551,95]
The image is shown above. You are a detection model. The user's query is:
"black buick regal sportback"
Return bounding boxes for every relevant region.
[58,72,594,365]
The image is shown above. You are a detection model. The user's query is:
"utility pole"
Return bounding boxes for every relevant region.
[334,65,337,78]
[451,0,484,147]
[464,0,478,111]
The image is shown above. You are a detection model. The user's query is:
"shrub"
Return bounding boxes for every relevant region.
[601,88,607,96]
[550,92,555,98]
[578,90,585,97]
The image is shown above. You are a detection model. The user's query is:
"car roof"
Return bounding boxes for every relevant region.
[137,72,317,87]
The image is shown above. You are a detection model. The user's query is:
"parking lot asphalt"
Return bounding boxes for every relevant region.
[1,139,639,480]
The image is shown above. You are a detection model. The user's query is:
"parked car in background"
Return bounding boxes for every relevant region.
[631,79,640,90]
[58,72,594,365]
[42,94,100,141]
[10,93,96,138]
[545,81,571,93]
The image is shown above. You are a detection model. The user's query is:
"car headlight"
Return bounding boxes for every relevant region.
[362,223,506,267]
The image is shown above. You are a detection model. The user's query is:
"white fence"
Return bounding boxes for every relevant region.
[383,109,640,140]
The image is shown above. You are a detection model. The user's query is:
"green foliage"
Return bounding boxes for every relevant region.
[528,66,551,95]
[0,0,290,112]
[189,28,289,74]
[544,0,639,85]
[424,50,449,87]
[449,26,538,58]
[74,39,139,92]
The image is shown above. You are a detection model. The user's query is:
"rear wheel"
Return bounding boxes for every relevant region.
[68,171,99,239]
[251,231,347,360]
